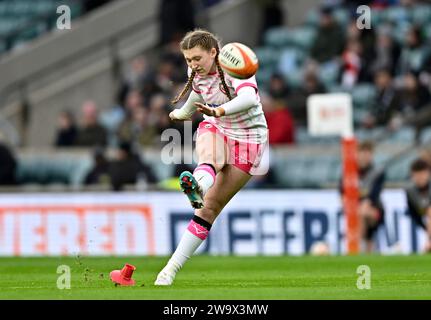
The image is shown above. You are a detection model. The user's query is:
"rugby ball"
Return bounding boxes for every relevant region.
[218,42,259,79]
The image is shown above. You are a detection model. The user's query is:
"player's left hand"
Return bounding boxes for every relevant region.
[195,102,225,118]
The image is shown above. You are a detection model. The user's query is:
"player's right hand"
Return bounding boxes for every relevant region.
[169,109,191,121]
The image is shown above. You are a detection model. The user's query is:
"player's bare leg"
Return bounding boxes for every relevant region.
[155,165,251,285]
[194,165,251,223]
[179,131,227,209]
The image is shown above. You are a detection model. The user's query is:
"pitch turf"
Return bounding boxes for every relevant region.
[0,255,430,299]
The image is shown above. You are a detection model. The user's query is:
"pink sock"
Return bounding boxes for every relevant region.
[187,220,209,240]
[168,219,210,271]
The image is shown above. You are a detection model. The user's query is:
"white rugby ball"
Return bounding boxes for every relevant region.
[218,42,259,79]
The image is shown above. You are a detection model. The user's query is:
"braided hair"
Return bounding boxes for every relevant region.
[171,29,232,104]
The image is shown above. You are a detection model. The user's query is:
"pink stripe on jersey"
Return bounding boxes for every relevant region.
[235,82,258,95]
[187,220,209,240]
[192,84,201,93]
[191,69,268,144]
[193,164,216,180]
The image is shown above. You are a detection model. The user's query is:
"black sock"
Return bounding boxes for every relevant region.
[193,215,212,231]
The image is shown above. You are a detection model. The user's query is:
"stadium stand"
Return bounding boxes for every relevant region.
[0,0,85,55]
[1,0,431,191]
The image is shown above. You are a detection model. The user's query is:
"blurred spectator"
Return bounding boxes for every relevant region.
[257,0,285,45]
[159,0,196,47]
[103,89,145,147]
[345,18,361,42]
[161,39,187,73]
[397,26,430,76]
[365,71,431,131]
[148,94,171,137]
[126,89,145,111]
[127,55,150,89]
[357,22,377,82]
[75,100,108,147]
[287,68,327,126]
[342,0,373,14]
[339,140,386,253]
[371,0,399,9]
[362,68,400,128]
[262,93,295,145]
[268,73,290,100]
[117,55,167,108]
[370,25,401,77]
[405,158,431,252]
[155,58,178,95]
[419,52,431,90]
[0,141,17,186]
[117,106,158,147]
[99,103,126,147]
[109,141,157,191]
[310,6,345,64]
[84,147,111,186]
[397,71,431,120]
[117,55,156,106]
[418,148,431,167]
[341,39,363,88]
[54,110,77,147]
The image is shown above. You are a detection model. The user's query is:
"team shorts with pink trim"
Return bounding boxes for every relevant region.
[196,120,265,175]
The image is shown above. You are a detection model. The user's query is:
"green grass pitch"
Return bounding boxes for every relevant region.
[0,255,430,299]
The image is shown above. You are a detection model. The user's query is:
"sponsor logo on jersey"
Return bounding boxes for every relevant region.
[206,103,221,108]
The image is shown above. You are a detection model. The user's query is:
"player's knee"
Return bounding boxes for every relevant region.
[198,153,224,171]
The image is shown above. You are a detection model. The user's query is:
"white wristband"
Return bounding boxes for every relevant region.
[171,108,192,120]
[175,90,203,119]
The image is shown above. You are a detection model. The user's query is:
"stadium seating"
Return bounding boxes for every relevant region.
[15,148,176,188]
[385,152,417,182]
[16,150,92,186]
[355,127,386,142]
[295,127,340,146]
[0,0,83,55]
[5,2,431,191]
[385,127,416,144]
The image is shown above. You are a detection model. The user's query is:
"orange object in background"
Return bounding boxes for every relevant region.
[342,137,360,254]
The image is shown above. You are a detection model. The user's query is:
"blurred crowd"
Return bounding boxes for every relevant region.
[53,0,431,152]
[45,0,431,190]
[264,0,431,135]
[4,0,431,191]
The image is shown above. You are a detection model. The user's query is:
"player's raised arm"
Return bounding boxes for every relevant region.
[195,86,258,118]
[169,90,203,121]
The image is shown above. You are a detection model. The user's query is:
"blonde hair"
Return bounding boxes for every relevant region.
[171,29,232,104]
